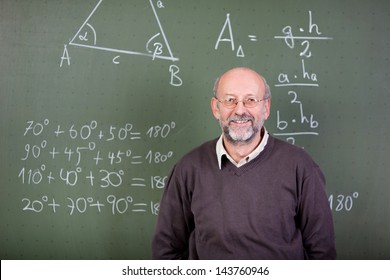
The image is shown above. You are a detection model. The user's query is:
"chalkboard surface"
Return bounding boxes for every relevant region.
[1,0,389,259]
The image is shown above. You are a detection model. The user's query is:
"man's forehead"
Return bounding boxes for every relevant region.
[218,70,265,94]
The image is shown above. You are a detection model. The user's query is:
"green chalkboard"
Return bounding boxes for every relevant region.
[1,0,389,259]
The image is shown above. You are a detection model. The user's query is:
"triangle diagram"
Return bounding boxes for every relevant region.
[69,0,178,62]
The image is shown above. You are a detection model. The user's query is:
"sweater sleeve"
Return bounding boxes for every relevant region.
[151,165,194,259]
[298,165,337,259]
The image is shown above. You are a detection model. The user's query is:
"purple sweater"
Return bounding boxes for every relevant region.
[152,135,336,259]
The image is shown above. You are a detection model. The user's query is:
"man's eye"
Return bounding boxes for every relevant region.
[225,98,236,103]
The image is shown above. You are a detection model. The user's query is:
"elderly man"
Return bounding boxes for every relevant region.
[152,67,336,259]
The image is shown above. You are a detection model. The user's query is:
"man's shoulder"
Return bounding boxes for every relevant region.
[177,138,218,166]
[184,138,217,158]
[269,135,318,164]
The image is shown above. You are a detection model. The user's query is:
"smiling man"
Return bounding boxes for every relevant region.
[211,67,271,167]
[152,67,336,260]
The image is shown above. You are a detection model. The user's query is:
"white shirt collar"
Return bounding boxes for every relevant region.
[216,127,269,169]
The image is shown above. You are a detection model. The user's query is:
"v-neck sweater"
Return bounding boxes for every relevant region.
[152,135,336,259]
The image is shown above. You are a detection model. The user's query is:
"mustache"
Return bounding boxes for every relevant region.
[228,114,254,123]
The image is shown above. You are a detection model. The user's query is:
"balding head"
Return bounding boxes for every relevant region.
[213,67,271,100]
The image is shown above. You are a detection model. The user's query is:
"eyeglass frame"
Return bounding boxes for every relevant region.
[213,96,270,109]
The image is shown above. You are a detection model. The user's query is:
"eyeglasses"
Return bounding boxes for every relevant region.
[214,96,269,109]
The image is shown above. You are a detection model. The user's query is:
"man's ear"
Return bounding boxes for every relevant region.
[263,98,271,120]
[211,97,220,120]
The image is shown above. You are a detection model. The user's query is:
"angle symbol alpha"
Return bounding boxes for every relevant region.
[67,0,179,62]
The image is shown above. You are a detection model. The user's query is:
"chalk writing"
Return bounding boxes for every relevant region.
[273,11,332,145]
[19,119,175,216]
[274,10,333,57]
[214,13,259,58]
[275,59,319,87]
[21,195,160,216]
[328,192,359,212]
[146,122,176,138]
[61,0,181,86]
[274,90,319,139]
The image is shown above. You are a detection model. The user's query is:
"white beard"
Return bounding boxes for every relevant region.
[221,114,260,144]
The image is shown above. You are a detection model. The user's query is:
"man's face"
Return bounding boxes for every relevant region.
[211,69,270,145]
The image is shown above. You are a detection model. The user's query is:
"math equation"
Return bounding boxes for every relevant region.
[18,119,178,216]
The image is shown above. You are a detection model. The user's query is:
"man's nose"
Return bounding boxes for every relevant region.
[232,100,247,114]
